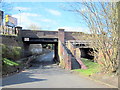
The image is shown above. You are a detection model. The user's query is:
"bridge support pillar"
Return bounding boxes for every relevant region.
[54,43,59,63]
[15,26,22,37]
[58,29,65,44]
[23,43,30,57]
[58,29,65,64]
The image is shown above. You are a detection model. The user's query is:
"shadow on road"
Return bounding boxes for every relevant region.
[2,51,54,87]
[2,69,47,87]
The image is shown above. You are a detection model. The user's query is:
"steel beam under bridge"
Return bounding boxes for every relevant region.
[22,37,58,44]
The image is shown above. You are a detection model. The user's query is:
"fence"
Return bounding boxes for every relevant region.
[0,25,18,35]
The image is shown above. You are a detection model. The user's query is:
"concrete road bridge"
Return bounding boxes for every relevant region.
[16,27,93,70]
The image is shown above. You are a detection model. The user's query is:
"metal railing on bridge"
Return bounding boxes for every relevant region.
[65,40,92,48]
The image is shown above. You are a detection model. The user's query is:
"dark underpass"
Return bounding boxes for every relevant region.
[80,48,94,60]
[23,37,59,63]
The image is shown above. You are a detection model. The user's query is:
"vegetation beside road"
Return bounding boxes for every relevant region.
[73,58,118,87]
[1,43,53,77]
[1,44,22,60]
[74,58,101,76]
[68,2,119,74]
[1,44,22,76]
[1,34,17,36]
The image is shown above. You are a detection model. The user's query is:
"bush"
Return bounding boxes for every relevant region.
[1,44,22,60]
[2,58,22,76]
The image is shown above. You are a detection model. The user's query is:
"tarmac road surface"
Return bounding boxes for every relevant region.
[2,51,112,88]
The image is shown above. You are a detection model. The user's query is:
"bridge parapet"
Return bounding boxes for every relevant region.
[58,41,71,70]
[66,41,87,69]
[21,30,58,38]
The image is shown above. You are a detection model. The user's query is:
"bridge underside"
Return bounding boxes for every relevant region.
[22,38,59,63]
[79,48,94,59]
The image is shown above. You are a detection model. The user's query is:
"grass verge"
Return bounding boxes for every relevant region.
[73,58,101,76]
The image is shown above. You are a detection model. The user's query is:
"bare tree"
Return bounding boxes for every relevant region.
[68,2,119,73]
[27,23,41,30]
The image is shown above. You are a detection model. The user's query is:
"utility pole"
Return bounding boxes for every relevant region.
[19,10,21,26]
